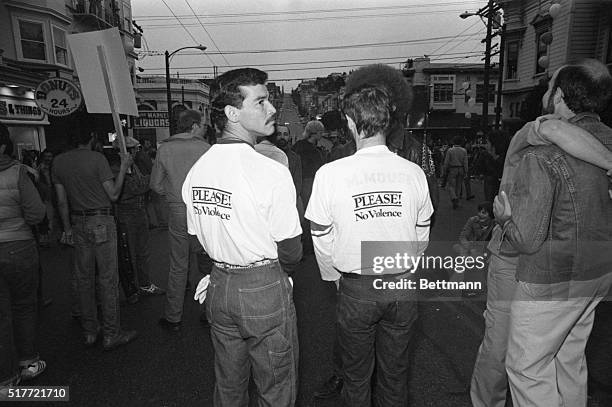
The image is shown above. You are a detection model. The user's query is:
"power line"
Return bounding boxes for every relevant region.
[183,0,230,66]
[140,8,478,28]
[135,1,485,20]
[159,0,215,66]
[429,19,482,56]
[142,32,483,56]
[142,54,485,76]
[139,51,484,71]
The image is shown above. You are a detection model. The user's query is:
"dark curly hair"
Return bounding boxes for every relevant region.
[553,59,612,114]
[210,68,268,132]
[344,64,413,123]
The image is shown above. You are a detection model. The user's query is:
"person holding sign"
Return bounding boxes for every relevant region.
[53,130,138,351]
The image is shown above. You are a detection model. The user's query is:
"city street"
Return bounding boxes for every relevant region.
[13,95,609,407]
[32,187,487,407]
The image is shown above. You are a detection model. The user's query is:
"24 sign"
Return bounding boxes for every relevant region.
[35,78,82,117]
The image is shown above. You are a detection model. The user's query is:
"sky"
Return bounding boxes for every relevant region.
[132,0,491,91]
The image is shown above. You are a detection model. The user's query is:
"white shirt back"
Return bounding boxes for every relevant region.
[306,145,433,275]
[182,142,302,266]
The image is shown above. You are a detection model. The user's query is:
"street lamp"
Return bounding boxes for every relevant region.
[165,45,207,135]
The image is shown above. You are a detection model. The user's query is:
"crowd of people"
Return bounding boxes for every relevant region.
[1,58,612,407]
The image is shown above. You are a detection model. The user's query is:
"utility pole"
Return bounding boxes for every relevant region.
[482,0,494,132]
[495,24,506,130]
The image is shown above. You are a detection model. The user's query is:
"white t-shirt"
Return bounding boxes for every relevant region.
[182,142,302,266]
[305,145,433,278]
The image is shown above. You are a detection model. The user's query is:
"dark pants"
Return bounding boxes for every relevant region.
[483,176,500,204]
[116,206,152,287]
[206,262,298,407]
[0,240,40,384]
[338,274,417,407]
[72,214,120,339]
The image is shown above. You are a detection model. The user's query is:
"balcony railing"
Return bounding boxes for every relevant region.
[72,0,124,30]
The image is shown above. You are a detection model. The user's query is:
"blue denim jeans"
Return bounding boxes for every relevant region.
[0,239,40,384]
[337,274,418,407]
[206,262,298,407]
[116,206,152,287]
[72,214,120,339]
[164,203,191,323]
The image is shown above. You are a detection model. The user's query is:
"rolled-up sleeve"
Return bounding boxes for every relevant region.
[502,151,555,254]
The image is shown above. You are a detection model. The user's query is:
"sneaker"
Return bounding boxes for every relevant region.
[139,284,166,296]
[0,377,21,401]
[314,374,343,399]
[20,360,47,381]
[103,330,138,351]
[159,317,181,332]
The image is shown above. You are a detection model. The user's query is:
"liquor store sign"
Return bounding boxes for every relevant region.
[134,111,169,128]
[35,78,82,117]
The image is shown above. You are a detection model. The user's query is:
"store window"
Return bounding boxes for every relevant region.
[52,26,68,66]
[18,19,46,61]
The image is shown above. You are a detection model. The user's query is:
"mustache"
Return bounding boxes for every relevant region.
[266,115,276,124]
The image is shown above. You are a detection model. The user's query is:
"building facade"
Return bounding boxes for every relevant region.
[134,75,210,144]
[403,57,499,142]
[499,0,612,129]
[0,0,138,155]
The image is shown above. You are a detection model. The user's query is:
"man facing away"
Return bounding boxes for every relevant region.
[306,82,433,406]
[443,136,468,209]
[53,130,137,350]
[150,109,211,331]
[494,60,612,406]
[470,59,612,407]
[187,68,302,407]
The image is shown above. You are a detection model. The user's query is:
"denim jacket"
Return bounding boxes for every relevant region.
[502,113,612,284]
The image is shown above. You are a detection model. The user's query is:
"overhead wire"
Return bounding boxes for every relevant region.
[143,32,483,56]
[135,1,483,20]
[139,51,484,72]
[159,0,216,66]
[183,0,230,66]
[429,19,482,56]
[140,9,480,28]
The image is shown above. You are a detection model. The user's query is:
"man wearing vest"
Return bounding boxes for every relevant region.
[53,130,137,351]
[0,125,47,395]
[187,68,302,406]
[150,110,211,331]
[306,80,433,406]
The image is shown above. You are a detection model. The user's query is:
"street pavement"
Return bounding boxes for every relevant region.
[28,179,490,407]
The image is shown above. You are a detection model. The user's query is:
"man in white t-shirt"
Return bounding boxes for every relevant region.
[306,82,433,406]
[184,68,302,407]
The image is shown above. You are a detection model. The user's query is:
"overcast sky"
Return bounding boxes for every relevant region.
[132,0,489,90]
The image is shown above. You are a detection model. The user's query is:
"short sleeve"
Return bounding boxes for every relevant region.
[305,168,332,226]
[268,169,302,241]
[526,121,551,147]
[97,154,114,183]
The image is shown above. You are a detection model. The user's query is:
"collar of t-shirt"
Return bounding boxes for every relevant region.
[354,145,391,155]
[216,137,255,149]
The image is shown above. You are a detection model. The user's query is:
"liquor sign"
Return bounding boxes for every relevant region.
[35,78,82,116]
[134,111,169,128]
